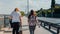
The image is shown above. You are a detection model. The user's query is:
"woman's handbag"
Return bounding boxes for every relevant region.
[19,22,22,34]
[19,26,22,31]
[19,26,22,34]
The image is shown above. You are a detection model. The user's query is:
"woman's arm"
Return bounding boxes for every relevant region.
[8,15,12,19]
[35,16,38,23]
[19,16,22,27]
[35,16,40,27]
[28,19,29,25]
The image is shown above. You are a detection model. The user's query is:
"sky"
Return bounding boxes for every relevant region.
[0,0,60,14]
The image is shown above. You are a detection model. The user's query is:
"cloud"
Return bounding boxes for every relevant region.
[29,0,51,10]
[0,0,27,14]
[56,0,60,4]
[0,0,60,14]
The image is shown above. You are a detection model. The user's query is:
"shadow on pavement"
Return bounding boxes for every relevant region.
[41,26,57,34]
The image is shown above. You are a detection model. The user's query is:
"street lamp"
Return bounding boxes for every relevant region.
[27,0,29,12]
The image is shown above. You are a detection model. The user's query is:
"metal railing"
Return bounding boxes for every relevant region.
[0,15,10,28]
[38,17,60,34]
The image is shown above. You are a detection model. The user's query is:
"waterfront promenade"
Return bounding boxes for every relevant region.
[0,16,59,34]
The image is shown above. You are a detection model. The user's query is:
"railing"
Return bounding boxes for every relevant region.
[0,15,10,28]
[1,15,60,34]
[0,15,29,32]
[38,17,60,34]
[4,15,10,27]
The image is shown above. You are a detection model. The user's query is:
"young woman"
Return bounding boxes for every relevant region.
[28,10,37,34]
[10,8,22,34]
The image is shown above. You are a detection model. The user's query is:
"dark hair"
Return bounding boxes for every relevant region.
[14,8,19,11]
[28,10,34,19]
[14,8,16,11]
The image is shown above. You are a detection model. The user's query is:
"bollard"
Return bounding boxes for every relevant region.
[19,31,22,34]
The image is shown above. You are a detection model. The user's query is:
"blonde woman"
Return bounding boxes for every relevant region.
[10,8,22,34]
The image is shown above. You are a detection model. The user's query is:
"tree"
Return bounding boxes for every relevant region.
[51,0,55,8]
[20,11,25,16]
[36,8,43,17]
[51,0,55,17]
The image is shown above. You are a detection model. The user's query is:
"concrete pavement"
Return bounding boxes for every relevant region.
[0,16,58,34]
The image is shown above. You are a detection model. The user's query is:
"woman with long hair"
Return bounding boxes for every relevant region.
[28,10,37,34]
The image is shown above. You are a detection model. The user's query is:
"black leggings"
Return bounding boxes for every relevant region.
[12,22,19,34]
[29,25,36,34]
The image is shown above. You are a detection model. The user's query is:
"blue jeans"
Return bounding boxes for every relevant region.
[29,25,36,34]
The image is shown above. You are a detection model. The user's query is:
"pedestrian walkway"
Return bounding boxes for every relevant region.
[23,26,53,34]
[0,16,58,34]
[0,26,53,34]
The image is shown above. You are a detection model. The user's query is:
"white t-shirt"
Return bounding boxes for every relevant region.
[11,11,21,23]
